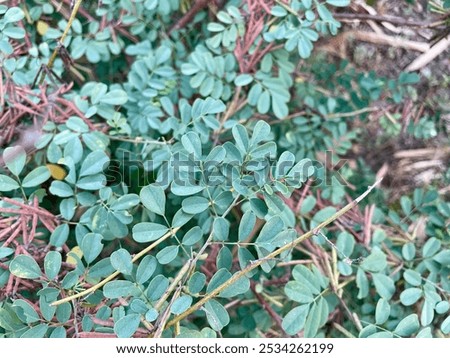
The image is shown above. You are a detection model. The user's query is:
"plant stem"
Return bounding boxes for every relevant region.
[164,178,383,328]
[50,227,180,306]
[39,0,84,85]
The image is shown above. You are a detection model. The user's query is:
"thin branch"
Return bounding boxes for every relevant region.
[165,178,383,328]
[348,31,430,53]
[251,283,284,332]
[39,0,84,84]
[50,227,180,306]
[334,12,449,29]
[405,34,450,72]
[168,0,209,34]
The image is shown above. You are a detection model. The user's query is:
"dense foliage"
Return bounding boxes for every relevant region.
[0,0,449,338]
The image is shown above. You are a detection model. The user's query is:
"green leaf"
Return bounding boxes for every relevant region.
[232,124,249,153]
[326,0,350,6]
[285,157,311,181]
[204,299,230,331]
[79,150,109,177]
[317,3,333,21]
[3,27,26,39]
[21,166,51,187]
[271,5,288,17]
[0,174,20,191]
[188,272,206,294]
[310,207,336,229]
[217,11,233,24]
[0,247,14,259]
[304,302,320,337]
[402,243,416,261]
[394,314,420,337]
[13,300,40,324]
[49,223,70,247]
[3,146,26,176]
[422,237,441,257]
[75,174,106,190]
[239,211,256,242]
[66,116,89,133]
[56,302,72,323]
[220,274,250,298]
[99,89,128,105]
[132,223,168,243]
[421,299,435,326]
[104,280,139,299]
[234,74,253,86]
[38,288,59,321]
[403,269,422,286]
[61,272,79,289]
[182,226,203,246]
[441,315,450,334]
[433,250,450,265]
[111,249,133,275]
[80,233,104,264]
[207,268,231,293]
[300,195,316,214]
[44,252,62,280]
[356,268,369,299]
[250,120,271,146]
[89,258,114,279]
[181,131,202,157]
[156,245,179,264]
[359,324,377,338]
[285,281,314,303]
[292,265,321,295]
[182,196,210,214]
[436,301,449,314]
[145,308,158,322]
[375,298,390,325]
[140,184,166,216]
[216,246,232,270]
[213,217,229,241]
[172,209,194,227]
[271,94,289,118]
[171,296,193,315]
[147,275,169,301]
[49,181,74,198]
[360,248,387,272]
[9,255,42,279]
[417,327,432,338]
[256,216,285,246]
[171,182,205,196]
[367,332,393,338]
[282,305,309,335]
[21,324,48,338]
[400,196,412,215]
[336,232,355,258]
[130,299,148,314]
[372,273,395,300]
[207,22,226,32]
[302,0,312,8]
[4,7,25,23]
[110,194,140,211]
[257,90,271,114]
[114,314,140,338]
[136,255,157,284]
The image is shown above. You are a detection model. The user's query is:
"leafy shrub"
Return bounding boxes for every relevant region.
[0,0,448,338]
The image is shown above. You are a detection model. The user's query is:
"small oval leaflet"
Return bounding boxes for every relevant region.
[9,255,42,279]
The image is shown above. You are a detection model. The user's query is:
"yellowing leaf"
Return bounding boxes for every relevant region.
[66,246,83,265]
[37,21,49,36]
[46,163,68,180]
